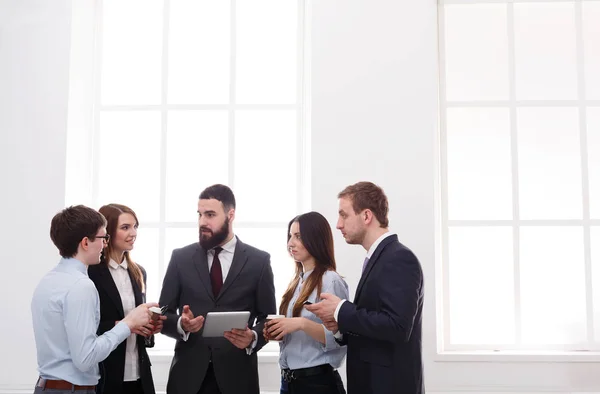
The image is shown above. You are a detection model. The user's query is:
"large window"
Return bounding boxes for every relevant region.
[68,0,309,350]
[439,0,600,351]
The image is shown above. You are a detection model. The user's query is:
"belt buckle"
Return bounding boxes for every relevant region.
[282,369,295,383]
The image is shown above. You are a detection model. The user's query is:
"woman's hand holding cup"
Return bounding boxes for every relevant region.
[263,314,285,341]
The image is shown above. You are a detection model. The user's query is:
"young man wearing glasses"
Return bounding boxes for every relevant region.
[31,205,157,394]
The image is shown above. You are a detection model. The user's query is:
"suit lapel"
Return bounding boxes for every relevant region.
[354,234,398,303]
[128,269,144,306]
[99,263,125,318]
[193,244,215,301]
[127,268,146,349]
[218,237,248,300]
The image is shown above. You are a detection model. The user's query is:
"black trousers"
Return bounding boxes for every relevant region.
[122,379,144,394]
[283,367,346,394]
[197,363,222,394]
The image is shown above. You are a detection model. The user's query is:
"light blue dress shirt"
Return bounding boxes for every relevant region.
[279,269,349,370]
[31,258,131,385]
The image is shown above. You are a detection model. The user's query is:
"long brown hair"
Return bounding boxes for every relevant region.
[279,212,337,317]
[99,204,145,293]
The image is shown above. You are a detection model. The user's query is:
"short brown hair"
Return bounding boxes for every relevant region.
[338,182,389,227]
[50,205,107,258]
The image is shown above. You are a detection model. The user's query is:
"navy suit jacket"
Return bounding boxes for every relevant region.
[337,234,424,394]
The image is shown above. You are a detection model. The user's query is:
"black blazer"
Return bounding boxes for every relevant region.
[88,263,156,394]
[337,234,424,394]
[159,237,277,394]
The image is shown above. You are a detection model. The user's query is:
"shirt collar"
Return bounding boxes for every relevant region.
[211,234,237,254]
[300,268,314,281]
[108,257,128,270]
[366,231,395,259]
[60,257,88,275]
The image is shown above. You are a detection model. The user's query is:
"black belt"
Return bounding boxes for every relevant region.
[281,364,333,383]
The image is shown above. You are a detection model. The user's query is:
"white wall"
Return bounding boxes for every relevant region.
[310,0,438,388]
[0,1,72,392]
[310,1,600,392]
[3,0,600,393]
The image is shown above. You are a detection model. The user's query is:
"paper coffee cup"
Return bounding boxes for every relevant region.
[149,306,162,321]
[265,314,285,341]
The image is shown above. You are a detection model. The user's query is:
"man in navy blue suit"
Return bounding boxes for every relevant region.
[306,181,424,394]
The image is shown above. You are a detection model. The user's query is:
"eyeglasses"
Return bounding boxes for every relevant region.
[95,234,110,244]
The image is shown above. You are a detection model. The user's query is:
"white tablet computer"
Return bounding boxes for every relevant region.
[202,311,251,337]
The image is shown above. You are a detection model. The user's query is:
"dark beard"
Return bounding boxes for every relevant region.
[199,217,230,250]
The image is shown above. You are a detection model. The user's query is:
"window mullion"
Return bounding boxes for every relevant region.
[228,0,237,189]
[92,0,105,209]
[506,1,522,347]
[437,2,453,351]
[575,0,595,346]
[159,0,171,280]
[296,0,307,214]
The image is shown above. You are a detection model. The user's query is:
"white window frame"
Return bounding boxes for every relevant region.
[437,0,600,355]
[67,0,311,357]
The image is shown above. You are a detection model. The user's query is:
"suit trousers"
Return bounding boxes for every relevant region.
[197,363,222,394]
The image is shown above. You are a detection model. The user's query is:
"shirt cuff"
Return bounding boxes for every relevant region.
[333,299,346,322]
[322,324,341,350]
[113,320,132,342]
[177,317,191,341]
[333,330,344,340]
[245,330,258,355]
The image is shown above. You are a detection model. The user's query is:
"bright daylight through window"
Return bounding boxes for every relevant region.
[70,0,308,350]
[439,0,600,351]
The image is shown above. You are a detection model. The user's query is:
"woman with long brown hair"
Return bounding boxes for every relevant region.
[88,204,164,394]
[265,211,349,394]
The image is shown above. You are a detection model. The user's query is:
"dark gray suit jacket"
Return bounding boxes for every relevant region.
[158,237,276,394]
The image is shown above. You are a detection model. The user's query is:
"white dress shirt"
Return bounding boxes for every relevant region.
[108,258,139,381]
[206,235,236,279]
[333,231,396,326]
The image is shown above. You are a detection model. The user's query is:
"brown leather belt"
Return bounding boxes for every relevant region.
[37,378,95,391]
